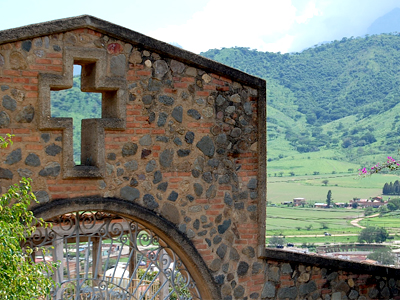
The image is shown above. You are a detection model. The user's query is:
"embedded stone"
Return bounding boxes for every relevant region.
[143,194,159,210]
[15,105,34,123]
[159,149,174,168]
[219,175,230,184]
[141,149,151,159]
[216,95,226,106]
[335,280,350,293]
[157,112,168,127]
[120,186,140,201]
[230,94,241,103]
[186,195,195,202]
[140,134,152,146]
[130,177,138,186]
[185,67,197,76]
[0,168,13,179]
[349,290,359,300]
[298,272,311,283]
[185,131,194,144]
[146,159,157,173]
[202,107,213,118]
[157,182,168,192]
[242,246,255,259]
[170,60,185,74]
[116,168,124,176]
[202,172,213,183]
[122,142,138,157]
[107,153,116,160]
[247,178,257,189]
[202,73,211,83]
[206,185,216,199]
[213,235,222,244]
[110,54,126,76]
[55,136,62,141]
[196,136,215,157]
[25,153,40,167]
[17,168,32,178]
[149,112,155,123]
[244,102,253,115]
[233,286,245,299]
[173,137,182,146]
[2,95,17,111]
[237,261,249,276]
[158,95,174,106]
[234,202,244,210]
[1,85,8,91]
[224,193,233,206]
[0,54,4,67]
[148,78,162,91]
[124,160,138,171]
[225,106,235,114]
[10,52,27,70]
[209,258,222,272]
[262,282,276,298]
[153,60,169,79]
[217,243,227,259]
[218,219,231,234]
[299,281,317,296]
[45,144,62,156]
[33,191,49,204]
[167,191,178,202]
[250,292,259,299]
[187,109,201,120]
[252,262,263,274]
[153,171,162,184]
[39,162,60,177]
[142,95,153,105]
[194,183,203,196]
[172,106,183,123]
[214,274,225,285]
[156,136,169,143]
[277,287,297,299]
[177,149,190,157]
[188,205,202,213]
[99,180,106,189]
[129,50,142,64]
[230,128,242,138]
[5,148,21,165]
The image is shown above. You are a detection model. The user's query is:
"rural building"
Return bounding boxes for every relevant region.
[314,202,328,208]
[293,197,306,206]
[350,198,387,208]
[1,15,400,299]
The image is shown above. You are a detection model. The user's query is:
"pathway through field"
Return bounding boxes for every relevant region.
[350,213,379,229]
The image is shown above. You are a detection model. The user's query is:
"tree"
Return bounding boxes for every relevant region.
[268,235,286,246]
[326,190,333,207]
[0,136,55,299]
[322,179,329,186]
[358,226,389,244]
[367,247,396,265]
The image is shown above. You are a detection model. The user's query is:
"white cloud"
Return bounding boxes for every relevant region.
[146,0,400,54]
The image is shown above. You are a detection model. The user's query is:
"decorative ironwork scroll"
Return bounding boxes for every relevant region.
[24,211,201,300]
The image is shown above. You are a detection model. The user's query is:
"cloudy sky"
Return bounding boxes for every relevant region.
[1,0,400,54]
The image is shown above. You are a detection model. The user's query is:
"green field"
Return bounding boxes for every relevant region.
[267,173,400,204]
[266,207,361,236]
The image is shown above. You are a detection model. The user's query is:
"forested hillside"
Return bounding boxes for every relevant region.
[201,34,400,174]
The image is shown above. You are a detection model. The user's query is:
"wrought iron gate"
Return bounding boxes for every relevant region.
[24,211,202,300]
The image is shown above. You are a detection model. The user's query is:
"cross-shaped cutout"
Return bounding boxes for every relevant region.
[39,47,127,178]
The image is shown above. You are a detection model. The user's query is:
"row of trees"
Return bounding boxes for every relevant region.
[382,180,400,195]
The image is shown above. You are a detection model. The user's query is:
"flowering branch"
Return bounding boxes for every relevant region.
[359,156,400,176]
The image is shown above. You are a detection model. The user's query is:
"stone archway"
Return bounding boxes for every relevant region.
[28,197,220,300]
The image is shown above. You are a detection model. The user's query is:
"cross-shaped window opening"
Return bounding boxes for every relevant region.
[51,64,102,165]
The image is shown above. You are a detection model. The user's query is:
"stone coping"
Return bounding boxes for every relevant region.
[0,15,266,89]
[264,248,400,277]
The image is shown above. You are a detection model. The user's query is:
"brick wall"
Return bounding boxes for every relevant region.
[0,20,266,299]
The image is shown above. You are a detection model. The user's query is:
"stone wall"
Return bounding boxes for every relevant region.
[261,249,400,300]
[0,16,266,299]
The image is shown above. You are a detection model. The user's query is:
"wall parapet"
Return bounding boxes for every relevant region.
[262,248,400,300]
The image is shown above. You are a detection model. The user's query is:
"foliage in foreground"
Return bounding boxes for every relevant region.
[358,226,388,244]
[0,178,55,299]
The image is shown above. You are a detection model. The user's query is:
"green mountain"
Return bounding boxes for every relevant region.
[201,34,400,175]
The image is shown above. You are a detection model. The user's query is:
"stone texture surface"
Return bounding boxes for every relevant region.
[0,22,268,300]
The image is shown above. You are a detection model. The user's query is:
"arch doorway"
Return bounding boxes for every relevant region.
[26,198,218,300]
